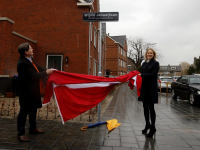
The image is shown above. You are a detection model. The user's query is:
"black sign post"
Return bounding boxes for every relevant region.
[83,12,119,22]
[83,12,119,123]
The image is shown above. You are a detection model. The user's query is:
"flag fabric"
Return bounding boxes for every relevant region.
[43,70,142,123]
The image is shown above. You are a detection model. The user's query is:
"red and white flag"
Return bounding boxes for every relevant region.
[43,70,142,123]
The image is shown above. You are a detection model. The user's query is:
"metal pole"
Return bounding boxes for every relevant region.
[97,21,102,122]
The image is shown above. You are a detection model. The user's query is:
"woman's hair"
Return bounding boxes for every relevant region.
[144,48,157,61]
[18,43,30,57]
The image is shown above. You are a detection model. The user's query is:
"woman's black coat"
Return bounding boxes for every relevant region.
[139,58,159,104]
[17,57,47,109]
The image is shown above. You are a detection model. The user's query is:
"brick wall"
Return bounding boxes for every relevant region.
[0,0,100,76]
[0,19,37,77]
[0,19,37,95]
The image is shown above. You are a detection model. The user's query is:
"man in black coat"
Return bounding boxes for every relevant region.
[17,43,54,142]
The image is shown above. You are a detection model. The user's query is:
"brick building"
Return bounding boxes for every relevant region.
[127,57,136,73]
[0,0,106,94]
[106,35,127,77]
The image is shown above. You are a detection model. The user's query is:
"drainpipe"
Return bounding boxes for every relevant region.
[98,21,102,77]
[97,0,101,122]
[88,9,91,75]
[123,46,124,75]
[97,21,102,122]
[118,44,119,76]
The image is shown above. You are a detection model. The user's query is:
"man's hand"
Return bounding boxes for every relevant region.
[46,69,55,75]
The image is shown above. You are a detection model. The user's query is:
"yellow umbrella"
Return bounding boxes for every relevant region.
[106,119,121,131]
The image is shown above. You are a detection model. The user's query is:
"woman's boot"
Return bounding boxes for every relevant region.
[147,125,156,138]
[142,122,150,134]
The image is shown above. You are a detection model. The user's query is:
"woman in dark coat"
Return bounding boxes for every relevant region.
[138,48,159,138]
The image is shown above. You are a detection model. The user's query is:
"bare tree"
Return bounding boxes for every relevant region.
[127,37,161,68]
[180,62,190,75]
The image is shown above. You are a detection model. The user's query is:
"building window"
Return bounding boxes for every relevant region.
[94,27,97,48]
[89,56,92,69]
[162,67,167,70]
[128,65,131,72]
[46,55,63,71]
[163,72,169,75]
[121,60,122,67]
[119,59,120,66]
[171,67,176,70]
[118,46,120,54]
[121,48,122,55]
[106,70,110,76]
[93,59,97,76]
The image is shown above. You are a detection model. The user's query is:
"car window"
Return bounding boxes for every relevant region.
[160,78,173,82]
[177,77,182,82]
[181,77,188,83]
[190,78,200,84]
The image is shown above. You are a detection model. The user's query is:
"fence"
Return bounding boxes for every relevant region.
[0,86,117,123]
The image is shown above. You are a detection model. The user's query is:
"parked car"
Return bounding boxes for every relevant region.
[171,75,200,105]
[158,76,173,92]
[172,76,180,81]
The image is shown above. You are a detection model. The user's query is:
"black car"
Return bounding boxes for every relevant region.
[171,75,200,105]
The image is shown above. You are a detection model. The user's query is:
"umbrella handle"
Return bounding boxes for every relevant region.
[81,126,88,131]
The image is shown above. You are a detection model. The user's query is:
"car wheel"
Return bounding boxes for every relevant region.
[189,93,195,105]
[171,89,177,99]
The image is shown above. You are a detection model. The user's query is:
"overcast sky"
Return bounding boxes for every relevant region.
[100,0,200,66]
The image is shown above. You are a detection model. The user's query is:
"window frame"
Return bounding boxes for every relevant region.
[46,55,63,71]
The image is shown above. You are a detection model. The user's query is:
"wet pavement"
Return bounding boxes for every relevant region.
[0,83,200,150]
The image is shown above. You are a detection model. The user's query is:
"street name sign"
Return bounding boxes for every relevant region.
[83,12,119,22]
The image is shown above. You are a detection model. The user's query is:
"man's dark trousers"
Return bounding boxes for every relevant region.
[17,107,37,136]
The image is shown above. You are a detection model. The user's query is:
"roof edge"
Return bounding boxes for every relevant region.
[12,31,37,44]
[106,35,123,48]
[77,2,93,9]
[0,17,14,24]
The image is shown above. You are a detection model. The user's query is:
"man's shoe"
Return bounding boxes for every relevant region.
[29,128,44,134]
[18,135,30,142]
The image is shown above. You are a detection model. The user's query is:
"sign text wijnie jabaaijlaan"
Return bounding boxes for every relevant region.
[83,12,119,22]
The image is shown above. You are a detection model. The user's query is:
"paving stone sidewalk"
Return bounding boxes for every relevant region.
[0,84,200,150]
